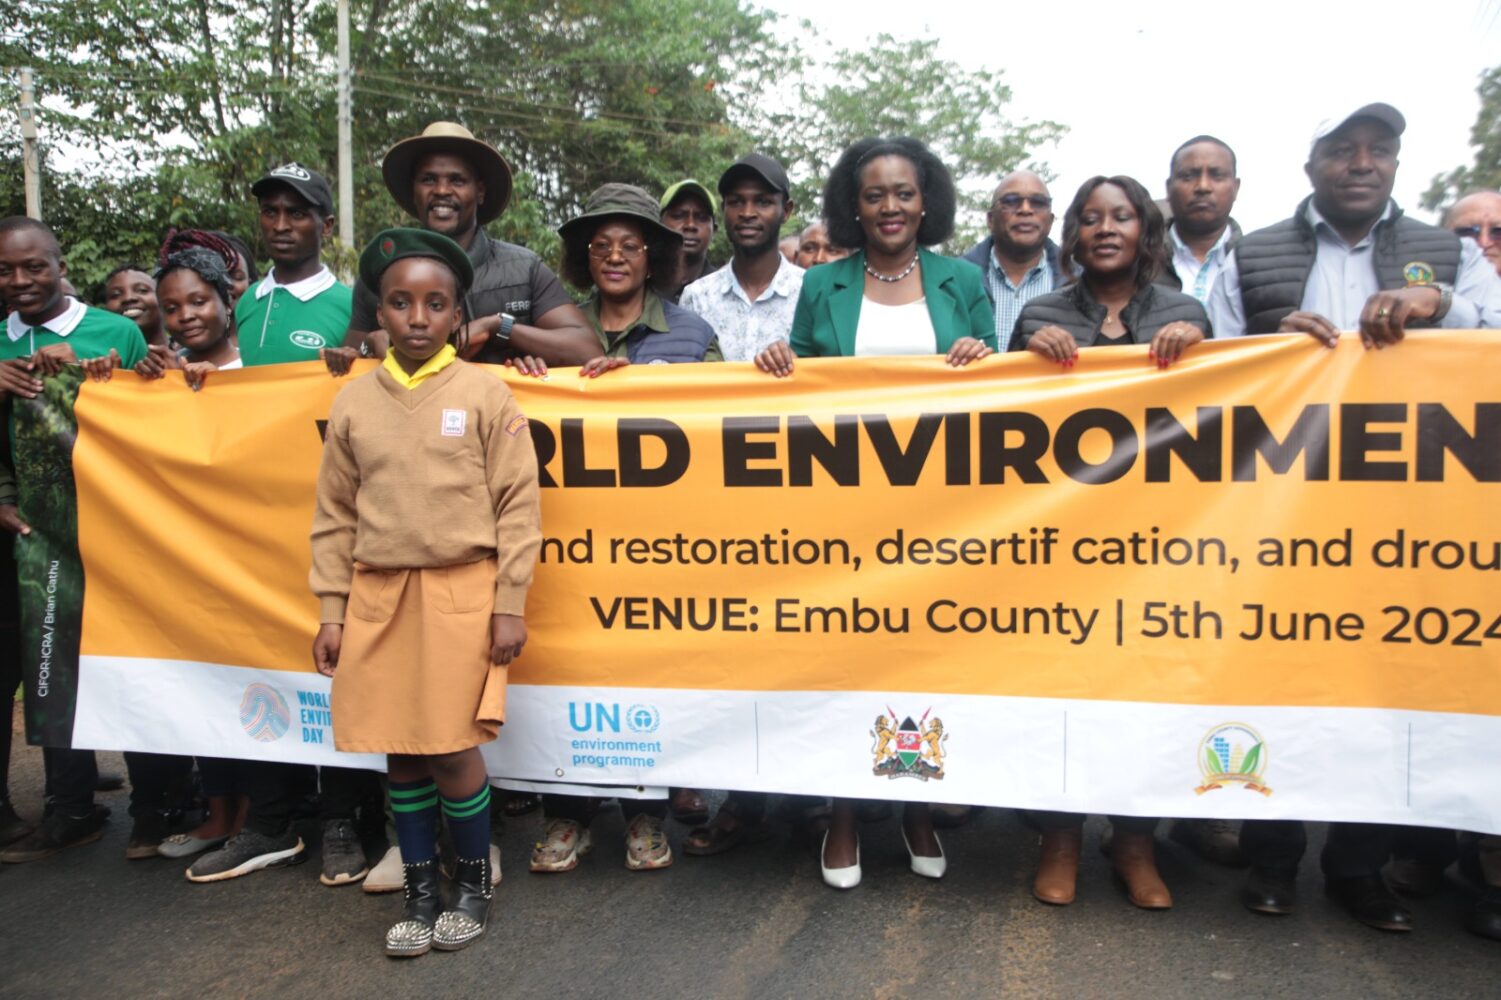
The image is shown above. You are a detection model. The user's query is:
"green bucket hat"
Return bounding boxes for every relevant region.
[358,227,474,296]
[557,183,683,251]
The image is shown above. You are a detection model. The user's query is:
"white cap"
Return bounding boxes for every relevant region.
[1311,103,1406,148]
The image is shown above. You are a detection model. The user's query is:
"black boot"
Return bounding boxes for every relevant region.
[432,854,492,951]
[384,858,442,958]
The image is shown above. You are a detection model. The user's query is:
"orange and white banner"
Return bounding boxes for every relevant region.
[63,333,1501,829]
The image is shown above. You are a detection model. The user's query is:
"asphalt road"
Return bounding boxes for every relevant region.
[2,738,1498,999]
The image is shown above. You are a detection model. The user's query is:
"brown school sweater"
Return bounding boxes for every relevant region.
[310,360,542,624]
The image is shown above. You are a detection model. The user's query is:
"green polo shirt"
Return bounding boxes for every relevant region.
[0,297,148,367]
[234,267,353,367]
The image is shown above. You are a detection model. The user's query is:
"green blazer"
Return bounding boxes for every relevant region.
[788,248,997,358]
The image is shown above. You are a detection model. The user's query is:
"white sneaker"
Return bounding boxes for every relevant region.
[371,842,501,892]
[363,845,404,894]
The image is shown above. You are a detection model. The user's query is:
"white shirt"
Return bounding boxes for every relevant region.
[251,265,338,302]
[679,254,804,362]
[1170,224,1235,304]
[1208,201,1501,337]
[5,295,85,346]
[854,297,937,356]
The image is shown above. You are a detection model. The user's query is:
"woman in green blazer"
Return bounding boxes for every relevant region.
[754,137,995,891]
[755,136,995,377]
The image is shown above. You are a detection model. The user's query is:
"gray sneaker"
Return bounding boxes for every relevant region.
[185,828,305,882]
[320,819,369,886]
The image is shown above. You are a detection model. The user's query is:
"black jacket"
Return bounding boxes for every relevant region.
[1008,280,1211,351]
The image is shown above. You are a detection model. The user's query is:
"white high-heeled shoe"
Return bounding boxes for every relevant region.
[902,826,947,879]
[820,830,861,889]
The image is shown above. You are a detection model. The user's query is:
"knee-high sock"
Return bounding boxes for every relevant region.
[388,778,439,864]
[441,784,492,860]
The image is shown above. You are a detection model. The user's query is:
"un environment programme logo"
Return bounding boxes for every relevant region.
[625,704,660,734]
[240,683,292,742]
[1195,723,1272,796]
[872,707,947,780]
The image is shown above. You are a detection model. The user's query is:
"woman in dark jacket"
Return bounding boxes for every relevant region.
[1009,175,1209,368]
[1010,175,1203,911]
[560,183,721,376]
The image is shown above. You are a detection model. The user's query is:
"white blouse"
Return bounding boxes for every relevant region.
[854,297,937,357]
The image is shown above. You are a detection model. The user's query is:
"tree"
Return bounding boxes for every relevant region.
[1423,63,1501,215]
[780,34,1065,252]
[2,3,1060,287]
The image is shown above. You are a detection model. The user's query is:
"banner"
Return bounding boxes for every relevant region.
[40,332,1501,830]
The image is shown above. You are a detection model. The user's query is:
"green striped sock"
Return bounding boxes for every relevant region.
[441,784,492,858]
[388,778,439,863]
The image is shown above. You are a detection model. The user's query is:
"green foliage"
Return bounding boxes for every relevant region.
[1205,746,1223,775]
[782,34,1064,252]
[1423,64,1501,214]
[2,2,1060,288]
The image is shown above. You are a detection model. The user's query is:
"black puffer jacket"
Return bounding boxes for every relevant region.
[1008,280,1211,350]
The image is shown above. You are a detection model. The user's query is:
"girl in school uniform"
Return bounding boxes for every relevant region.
[310,228,541,957]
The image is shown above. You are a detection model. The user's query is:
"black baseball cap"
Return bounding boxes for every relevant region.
[718,153,790,197]
[250,162,335,216]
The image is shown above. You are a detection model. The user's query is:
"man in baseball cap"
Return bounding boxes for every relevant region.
[659,179,719,303]
[332,122,594,371]
[234,162,352,369]
[1207,102,1501,933]
[1210,101,1499,344]
[678,153,803,363]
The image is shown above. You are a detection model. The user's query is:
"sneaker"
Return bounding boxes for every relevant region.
[625,813,673,870]
[0,802,35,847]
[387,842,504,891]
[0,807,109,863]
[185,828,305,882]
[529,818,592,873]
[319,819,368,886]
[364,844,405,894]
[126,811,168,860]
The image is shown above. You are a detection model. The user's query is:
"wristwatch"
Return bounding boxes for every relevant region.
[496,312,516,343]
[1427,283,1453,322]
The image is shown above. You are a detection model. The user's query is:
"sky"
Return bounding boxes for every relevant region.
[760,0,1501,233]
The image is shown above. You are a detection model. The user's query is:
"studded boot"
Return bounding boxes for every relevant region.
[432,853,492,951]
[385,857,442,958]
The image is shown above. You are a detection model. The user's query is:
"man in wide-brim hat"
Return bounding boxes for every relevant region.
[335,121,594,368]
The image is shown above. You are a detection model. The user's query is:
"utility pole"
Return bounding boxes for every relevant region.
[336,0,354,264]
[18,67,41,219]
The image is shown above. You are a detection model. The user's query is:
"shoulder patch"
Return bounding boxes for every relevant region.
[505,414,529,436]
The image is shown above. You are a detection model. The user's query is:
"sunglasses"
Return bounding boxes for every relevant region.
[587,241,647,260]
[995,194,1053,212]
[1452,224,1500,243]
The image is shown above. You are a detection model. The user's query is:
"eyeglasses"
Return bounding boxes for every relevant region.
[994,193,1052,212]
[587,241,647,260]
[1452,224,1501,244]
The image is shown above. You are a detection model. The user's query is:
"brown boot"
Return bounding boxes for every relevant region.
[1032,827,1081,905]
[1112,830,1172,909]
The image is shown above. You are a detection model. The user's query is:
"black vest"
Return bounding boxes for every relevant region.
[1236,197,1461,334]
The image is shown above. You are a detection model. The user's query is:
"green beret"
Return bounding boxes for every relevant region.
[359,227,474,296]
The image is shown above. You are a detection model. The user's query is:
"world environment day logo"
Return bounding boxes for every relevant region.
[1194,722,1272,796]
[240,683,292,742]
[872,707,946,780]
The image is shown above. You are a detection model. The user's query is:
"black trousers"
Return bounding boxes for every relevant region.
[319,766,381,824]
[1241,820,1395,880]
[0,625,17,806]
[124,752,194,818]
[241,761,315,837]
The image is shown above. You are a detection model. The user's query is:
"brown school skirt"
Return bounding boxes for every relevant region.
[331,558,506,754]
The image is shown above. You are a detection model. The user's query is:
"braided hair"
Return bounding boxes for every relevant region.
[157,228,239,274]
[155,247,233,307]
